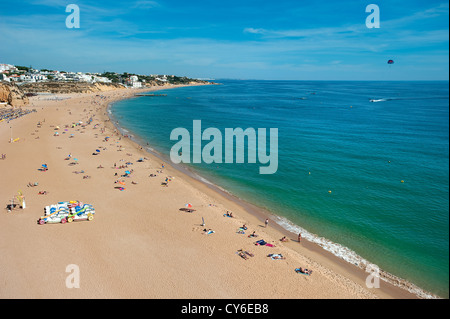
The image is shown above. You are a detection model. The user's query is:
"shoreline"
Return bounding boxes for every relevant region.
[0,85,440,299]
[106,87,437,299]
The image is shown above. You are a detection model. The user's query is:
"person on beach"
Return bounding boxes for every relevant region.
[296,267,313,275]
[280,236,288,242]
[298,233,302,243]
[265,218,269,228]
[248,231,258,238]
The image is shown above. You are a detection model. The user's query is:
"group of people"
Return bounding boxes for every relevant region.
[228,215,310,274]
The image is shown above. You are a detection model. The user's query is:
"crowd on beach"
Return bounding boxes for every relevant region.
[0,107,36,123]
[76,105,314,276]
[4,92,315,296]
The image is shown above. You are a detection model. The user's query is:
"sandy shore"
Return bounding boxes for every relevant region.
[0,85,418,299]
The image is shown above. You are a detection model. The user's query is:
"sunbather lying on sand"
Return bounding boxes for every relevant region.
[248,231,258,238]
[27,182,38,187]
[237,251,249,260]
[254,240,275,247]
[223,211,234,217]
[267,254,286,260]
[295,267,313,275]
[238,249,254,257]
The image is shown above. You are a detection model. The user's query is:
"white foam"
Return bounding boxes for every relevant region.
[273,215,440,299]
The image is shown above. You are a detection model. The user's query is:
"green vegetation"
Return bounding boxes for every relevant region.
[16,65,30,71]
[100,71,209,85]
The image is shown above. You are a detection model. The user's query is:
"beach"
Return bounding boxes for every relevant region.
[0,85,420,299]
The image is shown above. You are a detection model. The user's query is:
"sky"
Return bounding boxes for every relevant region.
[0,0,448,80]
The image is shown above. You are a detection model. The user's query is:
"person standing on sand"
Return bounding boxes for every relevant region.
[265,218,269,228]
[298,233,302,243]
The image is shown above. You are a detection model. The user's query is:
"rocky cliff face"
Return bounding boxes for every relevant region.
[20,81,126,94]
[0,82,29,107]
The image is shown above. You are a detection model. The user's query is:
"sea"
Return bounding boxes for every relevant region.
[110,80,449,298]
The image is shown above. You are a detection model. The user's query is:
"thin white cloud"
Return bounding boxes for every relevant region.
[132,1,161,9]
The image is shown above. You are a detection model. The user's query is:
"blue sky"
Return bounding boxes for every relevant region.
[0,0,448,80]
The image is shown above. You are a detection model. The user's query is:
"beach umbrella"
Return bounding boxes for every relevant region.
[125,170,131,174]
[42,164,47,169]
[96,149,101,153]
[185,203,193,208]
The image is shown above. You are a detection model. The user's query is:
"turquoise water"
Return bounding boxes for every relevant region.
[111,81,449,298]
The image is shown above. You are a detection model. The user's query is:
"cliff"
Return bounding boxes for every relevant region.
[0,82,29,107]
[20,81,127,94]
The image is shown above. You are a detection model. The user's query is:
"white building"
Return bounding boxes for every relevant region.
[127,75,142,88]
[19,74,35,82]
[0,73,10,82]
[8,74,20,81]
[93,76,112,83]
[156,75,168,82]
[0,64,16,73]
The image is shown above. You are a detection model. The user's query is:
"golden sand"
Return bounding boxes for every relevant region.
[0,86,416,299]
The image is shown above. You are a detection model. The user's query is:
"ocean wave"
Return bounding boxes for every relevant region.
[272,215,440,299]
[370,96,448,102]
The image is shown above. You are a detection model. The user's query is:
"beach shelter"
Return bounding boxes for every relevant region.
[96,149,101,153]
[16,190,25,209]
[185,203,193,208]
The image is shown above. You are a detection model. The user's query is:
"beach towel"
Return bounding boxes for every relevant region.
[237,249,254,258]
[255,240,267,246]
[236,251,249,260]
[244,251,254,257]
[295,268,312,276]
[268,254,285,260]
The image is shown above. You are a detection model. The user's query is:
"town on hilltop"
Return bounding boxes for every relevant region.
[0,63,212,88]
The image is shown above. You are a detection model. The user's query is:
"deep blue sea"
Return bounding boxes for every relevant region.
[110,80,449,298]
